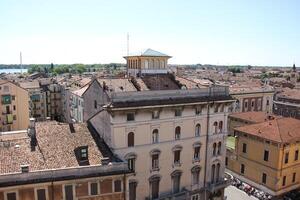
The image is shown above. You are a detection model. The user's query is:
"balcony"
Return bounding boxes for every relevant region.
[207,173,232,192]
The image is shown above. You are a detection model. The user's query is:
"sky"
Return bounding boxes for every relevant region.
[0,0,299,66]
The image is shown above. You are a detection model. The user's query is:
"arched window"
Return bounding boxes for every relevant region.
[216,163,220,182]
[191,166,201,185]
[149,175,161,199]
[195,124,201,137]
[152,129,159,144]
[171,170,182,194]
[175,126,181,140]
[217,142,222,155]
[213,121,218,134]
[211,164,215,183]
[218,121,223,133]
[128,132,134,147]
[125,153,137,171]
[213,143,217,156]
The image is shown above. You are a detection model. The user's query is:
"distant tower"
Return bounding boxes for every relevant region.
[20,52,23,73]
[293,63,296,72]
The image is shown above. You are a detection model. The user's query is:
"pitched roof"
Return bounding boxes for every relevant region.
[19,81,40,89]
[126,48,171,57]
[235,118,300,143]
[229,112,280,123]
[0,121,103,175]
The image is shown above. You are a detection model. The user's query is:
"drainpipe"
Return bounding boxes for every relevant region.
[123,173,127,200]
[204,101,211,199]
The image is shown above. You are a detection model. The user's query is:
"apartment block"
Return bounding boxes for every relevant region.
[226,116,300,197]
[0,80,29,131]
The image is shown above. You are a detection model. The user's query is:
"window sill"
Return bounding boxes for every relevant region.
[150,167,160,173]
[193,158,200,163]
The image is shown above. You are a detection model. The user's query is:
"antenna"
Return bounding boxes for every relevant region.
[127,33,129,56]
[20,52,23,73]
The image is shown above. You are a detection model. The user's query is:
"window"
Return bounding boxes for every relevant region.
[214,104,219,113]
[150,176,160,199]
[114,180,122,192]
[240,164,245,174]
[211,165,215,183]
[4,85,9,92]
[295,150,299,161]
[152,129,159,143]
[90,182,98,195]
[80,147,88,160]
[242,143,247,153]
[174,150,181,165]
[266,99,270,106]
[192,167,200,185]
[293,173,296,183]
[172,172,181,194]
[128,158,135,171]
[218,121,223,133]
[213,143,217,156]
[262,173,267,184]
[13,115,16,120]
[194,146,200,160]
[128,132,134,147]
[129,181,137,200]
[13,105,16,110]
[64,185,74,200]
[285,152,289,164]
[195,124,201,137]
[6,192,17,200]
[195,106,202,115]
[175,126,181,140]
[216,163,220,181]
[175,108,182,117]
[213,122,218,134]
[217,142,222,155]
[225,157,228,166]
[244,101,248,109]
[12,96,15,101]
[282,176,286,186]
[264,150,269,161]
[35,188,47,200]
[152,154,159,170]
[94,100,97,109]
[152,110,160,119]
[191,194,200,200]
[127,113,135,121]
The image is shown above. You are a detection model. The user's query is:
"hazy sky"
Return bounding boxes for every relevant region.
[0,0,299,65]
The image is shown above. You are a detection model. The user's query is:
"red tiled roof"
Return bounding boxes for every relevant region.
[229,112,280,123]
[235,118,300,143]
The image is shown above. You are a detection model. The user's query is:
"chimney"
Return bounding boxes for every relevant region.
[20,165,29,173]
[101,157,110,165]
[28,118,37,151]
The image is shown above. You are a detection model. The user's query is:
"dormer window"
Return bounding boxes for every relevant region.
[75,146,89,165]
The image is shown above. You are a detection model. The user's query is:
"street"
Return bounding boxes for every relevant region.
[225,185,259,200]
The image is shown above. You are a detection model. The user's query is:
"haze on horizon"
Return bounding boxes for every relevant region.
[0,0,299,66]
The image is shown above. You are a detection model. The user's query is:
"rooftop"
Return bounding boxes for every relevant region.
[235,117,300,143]
[229,111,280,123]
[125,48,171,58]
[277,88,300,100]
[0,121,103,175]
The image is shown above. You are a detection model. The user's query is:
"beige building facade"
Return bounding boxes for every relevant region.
[0,80,29,131]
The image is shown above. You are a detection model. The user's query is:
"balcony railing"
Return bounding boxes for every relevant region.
[207,173,232,192]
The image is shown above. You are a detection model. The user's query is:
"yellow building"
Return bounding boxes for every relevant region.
[226,115,300,197]
[0,80,29,131]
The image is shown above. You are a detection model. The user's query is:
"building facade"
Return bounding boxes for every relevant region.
[0,80,29,131]
[90,84,234,199]
[226,117,300,197]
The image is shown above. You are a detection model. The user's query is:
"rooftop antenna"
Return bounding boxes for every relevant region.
[20,52,23,74]
[127,33,129,56]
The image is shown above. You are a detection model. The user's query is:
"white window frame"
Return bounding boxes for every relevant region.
[191,194,200,200]
[88,181,100,196]
[4,190,19,200]
[34,187,49,200]
[62,184,76,200]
